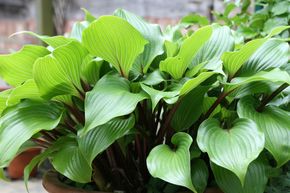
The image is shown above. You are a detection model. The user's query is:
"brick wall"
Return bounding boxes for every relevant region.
[0,0,225,53]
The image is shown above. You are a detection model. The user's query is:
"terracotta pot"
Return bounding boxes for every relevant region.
[42,171,111,193]
[7,148,41,179]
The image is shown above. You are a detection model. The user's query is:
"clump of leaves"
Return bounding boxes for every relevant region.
[213,0,289,40]
[0,8,289,193]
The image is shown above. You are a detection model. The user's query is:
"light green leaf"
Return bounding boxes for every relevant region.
[189,25,234,72]
[222,26,290,77]
[24,149,53,192]
[191,159,209,193]
[141,84,179,111]
[271,1,289,16]
[81,8,97,23]
[82,16,148,78]
[238,97,290,167]
[0,89,11,115]
[239,39,289,76]
[6,79,41,106]
[171,86,209,131]
[211,158,268,193]
[160,26,213,79]
[197,118,265,184]
[147,132,197,193]
[0,168,8,181]
[141,70,165,86]
[201,97,221,117]
[51,136,91,183]
[79,115,134,165]
[70,21,89,42]
[181,14,209,26]
[81,55,103,85]
[0,100,64,167]
[0,45,49,86]
[114,9,164,73]
[180,72,216,95]
[12,31,72,49]
[164,40,179,57]
[34,40,88,99]
[225,68,290,91]
[81,75,146,135]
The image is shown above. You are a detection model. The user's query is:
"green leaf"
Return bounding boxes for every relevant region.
[238,97,290,167]
[0,100,64,167]
[114,9,164,73]
[189,25,234,73]
[24,148,53,192]
[0,89,11,115]
[239,39,289,76]
[197,118,265,184]
[171,86,209,131]
[160,26,213,79]
[181,14,209,26]
[225,68,290,91]
[81,75,146,135]
[82,16,148,78]
[141,70,165,86]
[222,26,290,77]
[70,21,89,42]
[180,72,216,95]
[12,31,73,49]
[51,136,91,183]
[147,132,197,192]
[6,79,42,106]
[81,55,103,85]
[0,45,49,86]
[164,40,179,57]
[34,40,88,99]
[191,159,209,193]
[79,115,134,165]
[0,168,8,181]
[141,84,179,111]
[211,158,268,193]
[81,8,97,23]
[271,1,289,16]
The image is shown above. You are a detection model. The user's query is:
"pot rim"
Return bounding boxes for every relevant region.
[42,171,111,193]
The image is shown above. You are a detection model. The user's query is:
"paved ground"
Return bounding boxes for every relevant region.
[0,179,46,193]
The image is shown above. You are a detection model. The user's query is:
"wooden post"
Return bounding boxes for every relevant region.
[36,0,55,36]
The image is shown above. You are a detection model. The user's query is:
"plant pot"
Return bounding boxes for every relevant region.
[42,171,111,193]
[7,148,41,179]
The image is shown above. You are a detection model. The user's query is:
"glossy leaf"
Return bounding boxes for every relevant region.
[81,55,103,85]
[211,158,268,193]
[34,40,88,99]
[197,118,265,184]
[239,39,289,76]
[147,132,197,193]
[189,25,234,72]
[6,79,41,106]
[12,31,72,49]
[180,72,216,95]
[141,84,179,111]
[51,136,91,183]
[160,26,213,79]
[114,9,164,73]
[238,97,290,167]
[82,75,146,135]
[82,16,148,77]
[141,70,165,86]
[0,45,49,86]
[171,86,209,131]
[222,26,290,77]
[24,149,53,191]
[79,115,135,165]
[225,68,290,91]
[0,100,64,167]
[191,159,209,193]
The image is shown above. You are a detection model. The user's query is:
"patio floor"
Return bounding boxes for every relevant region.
[0,179,46,193]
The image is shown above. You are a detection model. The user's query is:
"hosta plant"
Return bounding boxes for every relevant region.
[0,9,289,193]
